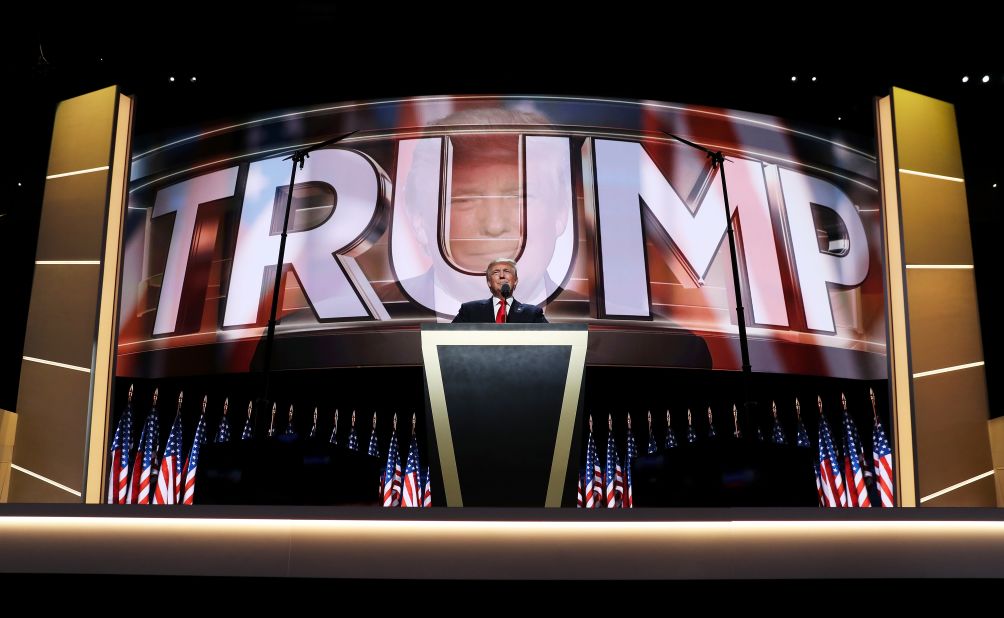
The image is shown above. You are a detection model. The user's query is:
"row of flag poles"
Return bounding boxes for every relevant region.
[107,385,432,506]
[109,385,893,508]
[577,388,895,508]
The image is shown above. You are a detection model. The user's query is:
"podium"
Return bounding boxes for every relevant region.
[421,324,588,507]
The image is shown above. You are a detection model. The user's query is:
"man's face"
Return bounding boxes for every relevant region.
[486,262,518,299]
[447,139,522,273]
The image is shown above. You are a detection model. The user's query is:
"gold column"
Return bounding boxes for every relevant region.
[10,87,133,503]
[876,88,993,506]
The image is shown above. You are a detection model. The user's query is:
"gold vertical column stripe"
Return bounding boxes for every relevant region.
[881,87,993,507]
[877,95,917,507]
[85,93,133,503]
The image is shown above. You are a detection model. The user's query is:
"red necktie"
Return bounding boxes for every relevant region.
[495,299,506,323]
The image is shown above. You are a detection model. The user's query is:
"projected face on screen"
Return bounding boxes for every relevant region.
[390,107,575,314]
[445,134,522,274]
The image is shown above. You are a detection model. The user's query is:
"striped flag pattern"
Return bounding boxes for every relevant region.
[382,425,402,507]
[183,413,207,505]
[107,398,133,504]
[153,413,184,505]
[873,416,895,507]
[129,403,160,504]
[401,432,421,507]
[817,412,847,507]
[842,407,871,507]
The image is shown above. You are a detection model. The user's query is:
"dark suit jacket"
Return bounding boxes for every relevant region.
[452,298,548,323]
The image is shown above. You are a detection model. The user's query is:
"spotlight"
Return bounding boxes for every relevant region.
[169,76,175,82]
[962,76,969,83]
[791,76,797,82]
[837,116,842,121]
[811,76,817,82]
[982,75,990,83]
[190,76,197,82]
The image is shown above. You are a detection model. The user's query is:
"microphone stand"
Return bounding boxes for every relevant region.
[500,283,512,321]
[662,131,755,427]
[256,130,357,422]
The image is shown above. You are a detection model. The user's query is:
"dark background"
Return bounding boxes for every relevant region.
[2,14,1000,419]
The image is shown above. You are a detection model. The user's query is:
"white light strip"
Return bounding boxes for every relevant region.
[914,361,984,379]
[22,356,91,373]
[920,470,995,503]
[128,143,313,193]
[35,260,100,265]
[46,166,110,180]
[5,517,1004,535]
[900,168,965,183]
[10,465,82,497]
[131,95,875,161]
[905,264,974,269]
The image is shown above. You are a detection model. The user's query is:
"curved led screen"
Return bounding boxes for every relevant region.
[118,96,885,379]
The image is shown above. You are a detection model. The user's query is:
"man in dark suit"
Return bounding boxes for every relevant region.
[452,258,548,323]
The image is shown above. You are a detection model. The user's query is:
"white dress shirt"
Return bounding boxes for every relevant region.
[493,297,512,321]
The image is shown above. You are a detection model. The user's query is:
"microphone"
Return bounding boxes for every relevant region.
[500,282,512,299]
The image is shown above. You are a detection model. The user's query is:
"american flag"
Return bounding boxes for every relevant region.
[382,422,402,507]
[686,410,698,444]
[129,402,160,504]
[647,412,658,454]
[795,416,811,449]
[817,411,847,507]
[577,473,584,507]
[329,410,339,445]
[241,401,254,441]
[583,423,599,508]
[613,459,625,508]
[283,405,298,439]
[873,416,895,507]
[215,400,231,443]
[605,416,619,508]
[308,407,319,440]
[422,466,432,507]
[842,406,871,507]
[347,412,360,451]
[401,432,421,507]
[665,411,678,449]
[367,413,380,458]
[106,396,133,504]
[771,403,787,445]
[153,413,184,505]
[183,413,207,505]
[624,415,638,508]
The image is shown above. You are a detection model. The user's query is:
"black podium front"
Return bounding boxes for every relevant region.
[421,324,588,507]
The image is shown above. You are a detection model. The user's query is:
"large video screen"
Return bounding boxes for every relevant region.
[118,96,885,379]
